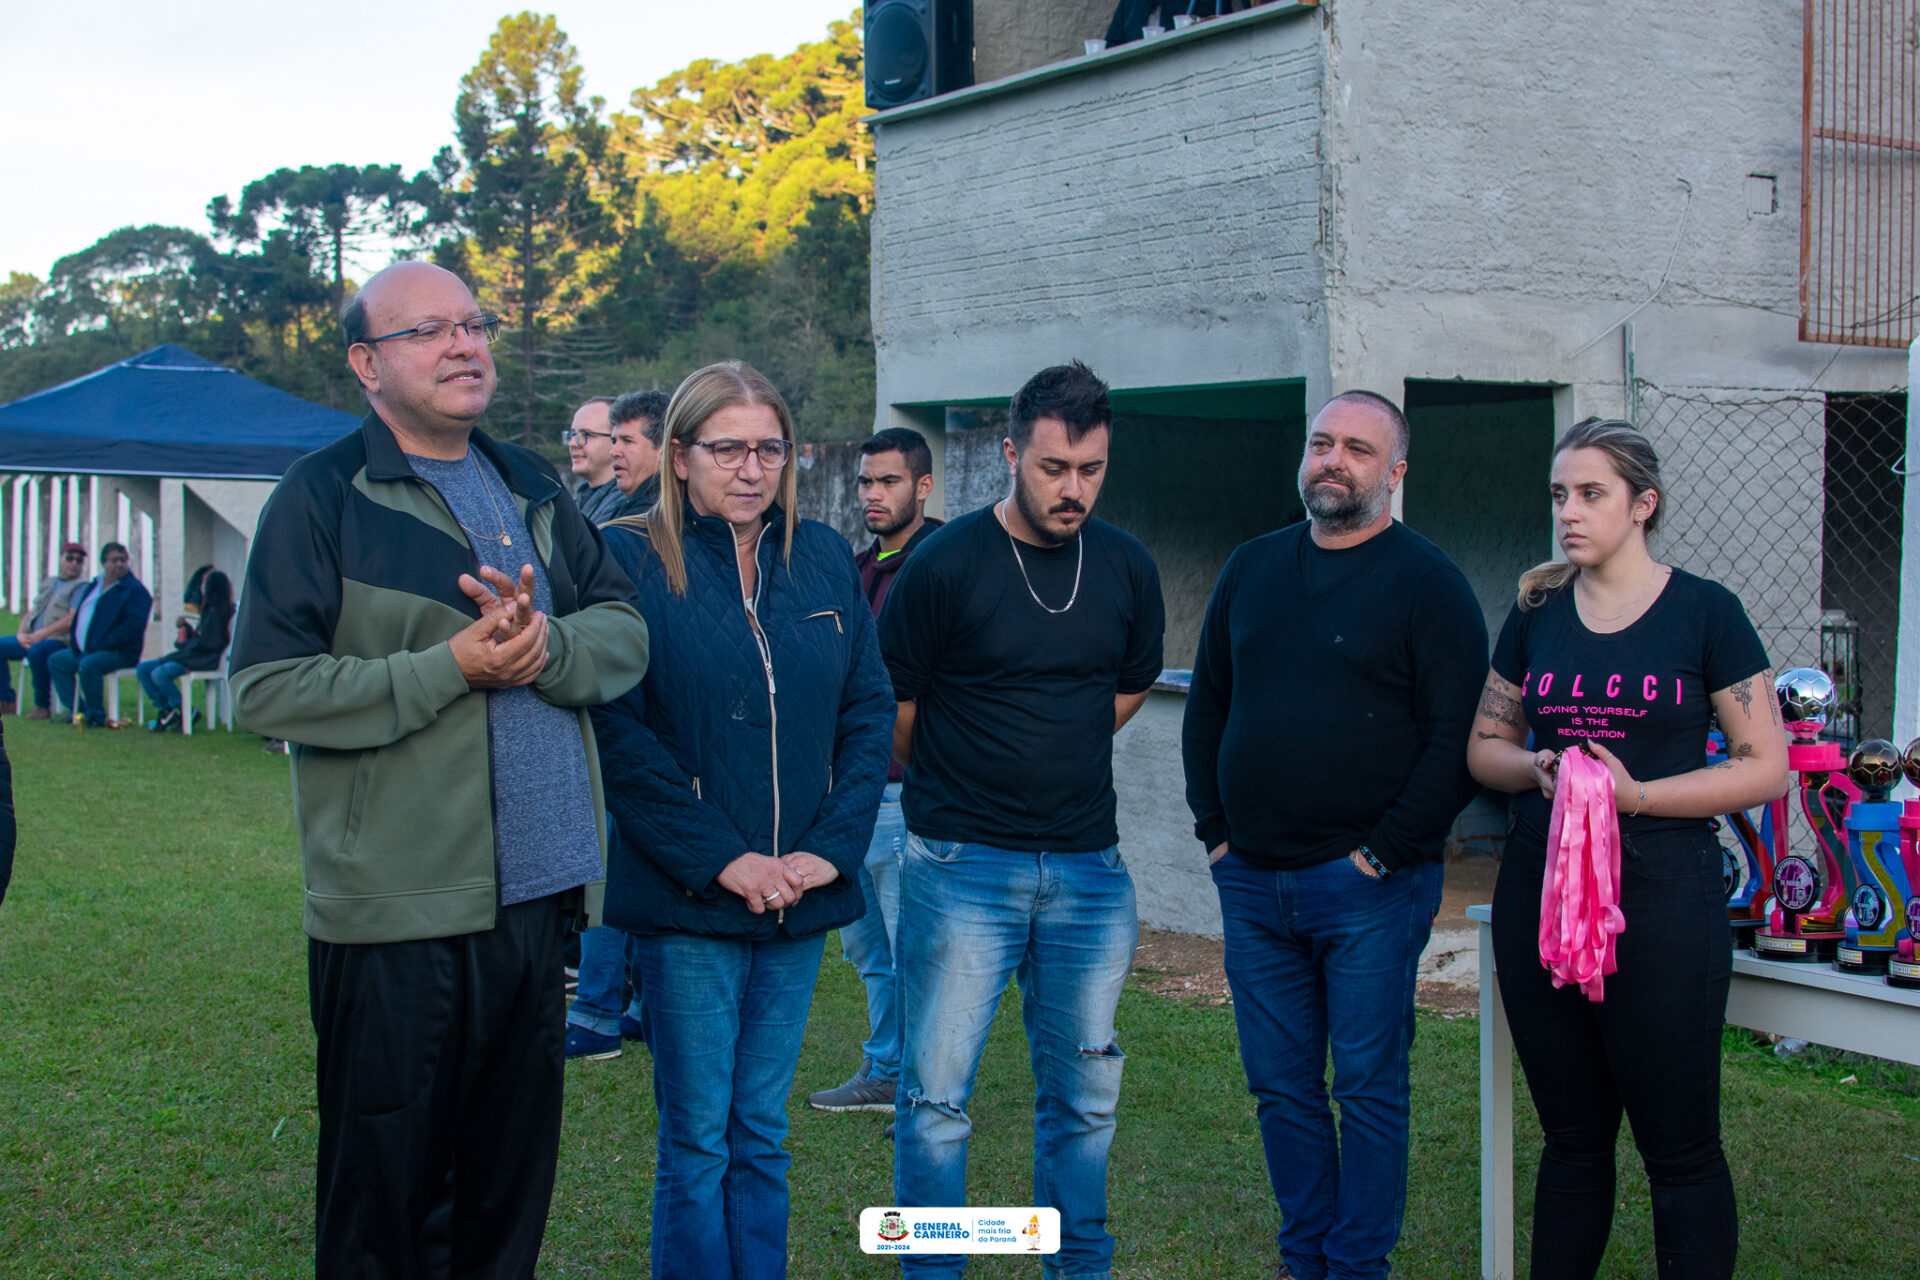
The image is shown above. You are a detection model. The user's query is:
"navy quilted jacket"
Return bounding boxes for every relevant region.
[592,507,894,939]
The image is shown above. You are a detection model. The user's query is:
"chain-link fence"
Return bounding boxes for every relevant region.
[1634,381,1908,743]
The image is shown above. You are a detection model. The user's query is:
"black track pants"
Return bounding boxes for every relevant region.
[1492,825,1737,1280]
[309,893,575,1280]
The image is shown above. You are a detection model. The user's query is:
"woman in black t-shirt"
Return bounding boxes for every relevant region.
[1467,418,1788,1280]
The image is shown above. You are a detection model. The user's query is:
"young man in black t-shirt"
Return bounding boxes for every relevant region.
[880,362,1164,1280]
[1182,391,1485,1280]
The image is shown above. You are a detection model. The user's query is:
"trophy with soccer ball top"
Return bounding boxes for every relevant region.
[1837,739,1904,973]
[1752,669,1858,962]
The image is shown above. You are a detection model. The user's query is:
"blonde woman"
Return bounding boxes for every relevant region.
[1467,418,1788,1279]
[590,361,893,1280]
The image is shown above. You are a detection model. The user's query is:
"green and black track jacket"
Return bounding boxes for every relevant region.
[231,412,650,944]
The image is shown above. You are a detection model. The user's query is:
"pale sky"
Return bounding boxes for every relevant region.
[0,1,862,281]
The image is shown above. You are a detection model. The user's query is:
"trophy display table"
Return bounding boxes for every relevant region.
[1464,903,1920,1280]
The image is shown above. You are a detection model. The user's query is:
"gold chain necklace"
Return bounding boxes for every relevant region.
[462,450,513,547]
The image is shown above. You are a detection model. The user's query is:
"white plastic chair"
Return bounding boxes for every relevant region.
[178,649,233,735]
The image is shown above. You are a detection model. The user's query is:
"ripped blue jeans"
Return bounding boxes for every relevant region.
[892,833,1137,1280]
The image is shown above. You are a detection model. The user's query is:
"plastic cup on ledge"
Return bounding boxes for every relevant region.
[1084,37,1108,54]
[1141,24,1166,37]
[1171,13,1195,28]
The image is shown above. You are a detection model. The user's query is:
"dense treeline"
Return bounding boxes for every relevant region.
[0,10,875,447]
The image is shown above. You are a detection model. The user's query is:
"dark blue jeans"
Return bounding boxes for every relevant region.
[0,635,67,707]
[46,648,133,725]
[135,658,188,713]
[631,929,826,1280]
[1210,851,1444,1280]
[1492,825,1736,1280]
[565,924,642,1036]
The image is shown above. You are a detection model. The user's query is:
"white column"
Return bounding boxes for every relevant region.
[1895,337,1920,763]
[66,475,80,541]
[7,476,24,612]
[24,479,40,610]
[87,476,99,562]
[45,478,62,576]
[138,510,155,596]
[116,492,130,550]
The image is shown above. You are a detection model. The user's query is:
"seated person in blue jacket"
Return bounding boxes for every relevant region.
[1,540,89,717]
[47,542,152,727]
[137,569,235,732]
[591,359,894,1280]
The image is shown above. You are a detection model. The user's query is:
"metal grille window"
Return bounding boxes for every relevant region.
[1800,0,1920,348]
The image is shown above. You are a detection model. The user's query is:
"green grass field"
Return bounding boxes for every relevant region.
[0,695,1914,1277]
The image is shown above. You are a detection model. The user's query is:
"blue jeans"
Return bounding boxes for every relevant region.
[837,782,906,1077]
[135,658,188,713]
[0,635,68,707]
[893,834,1137,1280]
[566,924,643,1036]
[47,648,132,725]
[1210,851,1444,1280]
[632,929,827,1280]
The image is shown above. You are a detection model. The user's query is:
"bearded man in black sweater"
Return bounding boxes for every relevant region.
[1182,391,1485,1280]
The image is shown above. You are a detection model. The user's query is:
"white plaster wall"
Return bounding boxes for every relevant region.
[1320,0,1905,393]
[1114,690,1222,936]
[872,10,1330,417]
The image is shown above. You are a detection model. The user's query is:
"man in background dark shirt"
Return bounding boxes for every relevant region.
[881,362,1164,1280]
[807,426,941,1113]
[1182,390,1484,1280]
[603,389,671,521]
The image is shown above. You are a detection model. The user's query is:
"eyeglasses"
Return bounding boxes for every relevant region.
[688,438,793,470]
[61,552,85,562]
[561,428,613,444]
[360,314,503,348]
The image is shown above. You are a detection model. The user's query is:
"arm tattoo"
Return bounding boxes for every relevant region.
[1475,731,1504,740]
[1477,684,1526,730]
[1727,677,1754,719]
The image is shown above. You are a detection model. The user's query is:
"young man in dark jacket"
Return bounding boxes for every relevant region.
[230,261,649,1280]
[808,426,942,1113]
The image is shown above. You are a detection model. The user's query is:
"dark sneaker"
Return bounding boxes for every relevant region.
[565,1026,621,1061]
[25,706,50,721]
[619,1012,646,1041]
[807,1061,897,1112]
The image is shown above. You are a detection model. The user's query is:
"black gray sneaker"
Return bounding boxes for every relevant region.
[806,1059,898,1112]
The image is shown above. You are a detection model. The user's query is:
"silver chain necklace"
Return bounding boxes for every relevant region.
[1000,499,1082,614]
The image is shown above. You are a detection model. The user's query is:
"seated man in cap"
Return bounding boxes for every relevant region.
[1,541,90,718]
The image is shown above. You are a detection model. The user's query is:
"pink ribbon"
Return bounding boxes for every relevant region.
[1538,747,1626,1001]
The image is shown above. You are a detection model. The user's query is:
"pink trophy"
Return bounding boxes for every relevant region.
[1752,668,1858,962]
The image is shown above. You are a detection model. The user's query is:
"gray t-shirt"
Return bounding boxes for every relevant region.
[407,449,602,906]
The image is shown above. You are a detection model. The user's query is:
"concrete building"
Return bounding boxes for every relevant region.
[867,0,1912,934]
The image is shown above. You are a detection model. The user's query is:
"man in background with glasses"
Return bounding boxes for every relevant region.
[1,541,89,718]
[230,260,648,1280]
[565,396,625,524]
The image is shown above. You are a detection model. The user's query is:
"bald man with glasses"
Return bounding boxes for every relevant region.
[565,396,624,523]
[231,261,648,1280]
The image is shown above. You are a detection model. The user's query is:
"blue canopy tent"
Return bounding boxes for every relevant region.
[0,343,358,479]
[0,346,359,695]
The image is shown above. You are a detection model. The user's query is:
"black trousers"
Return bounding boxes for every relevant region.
[309,893,576,1280]
[1492,825,1737,1280]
